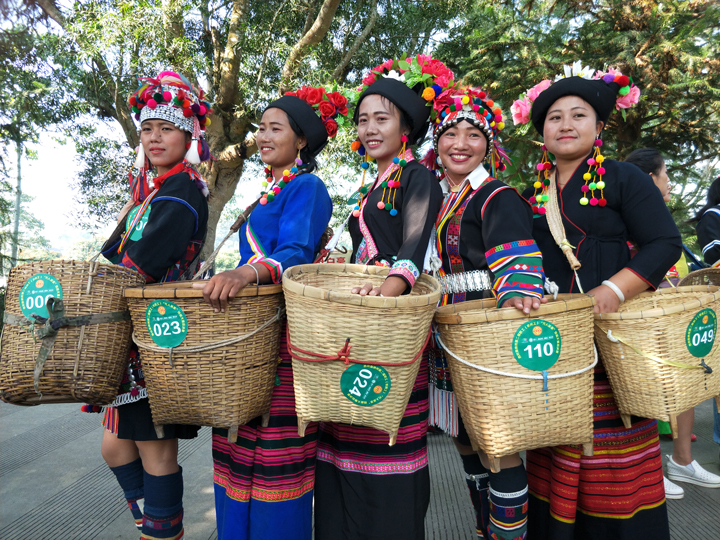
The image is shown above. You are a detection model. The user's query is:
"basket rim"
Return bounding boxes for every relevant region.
[123,280,283,299]
[677,268,720,287]
[594,285,720,321]
[282,263,442,308]
[8,259,143,281]
[434,293,595,325]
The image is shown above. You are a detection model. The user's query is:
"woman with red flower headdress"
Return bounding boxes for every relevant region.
[313,55,449,540]
[95,70,212,540]
[196,87,346,540]
[514,63,680,540]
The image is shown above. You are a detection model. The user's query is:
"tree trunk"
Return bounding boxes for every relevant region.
[11,139,22,267]
[203,163,248,267]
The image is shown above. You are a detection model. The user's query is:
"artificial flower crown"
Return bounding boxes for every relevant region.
[284,85,351,137]
[358,54,458,124]
[511,61,641,126]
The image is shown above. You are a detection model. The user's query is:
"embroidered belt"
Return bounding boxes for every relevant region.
[437,270,492,295]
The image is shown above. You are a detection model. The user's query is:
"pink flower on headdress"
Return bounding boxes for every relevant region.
[526,79,552,102]
[433,73,453,90]
[362,73,376,86]
[511,98,532,125]
[380,58,394,72]
[415,54,432,66]
[616,84,640,110]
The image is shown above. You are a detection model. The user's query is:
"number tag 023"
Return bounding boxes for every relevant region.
[145,299,188,348]
[512,320,562,371]
[340,364,391,407]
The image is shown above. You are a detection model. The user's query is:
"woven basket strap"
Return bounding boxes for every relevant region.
[3,298,131,396]
[132,307,285,366]
[435,334,599,381]
[597,326,713,373]
[286,327,431,367]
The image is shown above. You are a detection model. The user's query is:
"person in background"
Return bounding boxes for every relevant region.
[625,148,720,498]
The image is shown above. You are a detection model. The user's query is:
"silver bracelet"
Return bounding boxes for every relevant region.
[243,263,260,285]
[601,280,625,303]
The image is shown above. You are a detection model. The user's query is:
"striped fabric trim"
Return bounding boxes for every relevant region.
[486,240,544,306]
[257,258,283,284]
[121,253,153,283]
[316,448,428,475]
[245,221,268,264]
[140,530,184,540]
[480,185,513,219]
[388,258,420,287]
[702,239,720,255]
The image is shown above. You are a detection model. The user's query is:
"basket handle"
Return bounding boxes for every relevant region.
[545,171,584,293]
[600,326,713,373]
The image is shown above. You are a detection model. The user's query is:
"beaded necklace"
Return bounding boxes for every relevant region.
[260,156,303,205]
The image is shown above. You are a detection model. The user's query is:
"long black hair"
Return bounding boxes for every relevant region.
[690,176,720,223]
[286,114,319,174]
[624,147,665,175]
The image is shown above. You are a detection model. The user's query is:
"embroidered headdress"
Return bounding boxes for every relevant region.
[128,70,213,167]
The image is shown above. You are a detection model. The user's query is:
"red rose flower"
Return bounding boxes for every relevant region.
[339,105,349,116]
[296,87,309,101]
[284,91,297,96]
[324,119,338,137]
[328,92,347,109]
[318,100,336,118]
[306,87,323,105]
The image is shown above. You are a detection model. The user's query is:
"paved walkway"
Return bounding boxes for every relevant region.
[1,399,718,539]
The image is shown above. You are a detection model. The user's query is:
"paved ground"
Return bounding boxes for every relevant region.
[1,398,718,539]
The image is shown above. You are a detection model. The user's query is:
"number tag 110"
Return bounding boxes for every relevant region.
[686,308,717,358]
[512,320,562,371]
[145,299,188,348]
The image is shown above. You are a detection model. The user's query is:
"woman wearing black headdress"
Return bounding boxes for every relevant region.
[513,66,681,540]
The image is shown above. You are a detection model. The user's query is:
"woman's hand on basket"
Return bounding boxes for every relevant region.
[194,268,249,312]
[350,276,407,297]
[505,295,547,314]
[587,284,621,314]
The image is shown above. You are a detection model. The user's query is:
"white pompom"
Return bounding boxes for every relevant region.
[184,138,201,165]
[133,144,146,169]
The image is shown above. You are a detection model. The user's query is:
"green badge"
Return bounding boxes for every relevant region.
[19,273,63,319]
[512,320,562,371]
[686,308,716,358]
[126,204,151,241]
[145,300,188,348]
[347,190,360,206]
[340,364,391,406]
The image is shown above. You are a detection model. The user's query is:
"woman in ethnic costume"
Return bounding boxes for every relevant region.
[312,56,448,540]
[95,70,211,540]
[198,87,343,540]
[512,63,682,540]
[424,85,546,540]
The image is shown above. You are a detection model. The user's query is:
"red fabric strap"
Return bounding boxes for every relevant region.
[286,326,430,367]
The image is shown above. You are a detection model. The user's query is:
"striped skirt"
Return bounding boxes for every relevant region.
[526,361,669,540]
[211,329,318,540]
[314,352,431,540]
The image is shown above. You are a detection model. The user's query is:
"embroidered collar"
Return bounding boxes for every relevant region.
[152,162,185,191]
[439,164,489,194]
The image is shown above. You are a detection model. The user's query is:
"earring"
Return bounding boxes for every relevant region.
[580,137,606,207]
[376,134,408,217]
[529,145,553,215]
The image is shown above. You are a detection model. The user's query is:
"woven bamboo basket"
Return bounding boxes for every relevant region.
[0,260,144,405]
[283,264,441,445]
[124,281,284,441]
[435,294,596,472]
[594,286,720,436]
[678,268,720,287]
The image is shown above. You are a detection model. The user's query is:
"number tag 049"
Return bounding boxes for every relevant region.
[145,299,188,348]
[686,308,717,358]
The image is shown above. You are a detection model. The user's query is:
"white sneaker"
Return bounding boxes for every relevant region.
[666,455,720,488]
[663,476,684,499]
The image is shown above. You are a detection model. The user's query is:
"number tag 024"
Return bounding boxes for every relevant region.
[145,299,188,348]
[340,364,391,407]
[512,319,562,371]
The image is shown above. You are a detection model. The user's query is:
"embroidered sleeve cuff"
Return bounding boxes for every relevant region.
[121,253,154,283]
[388,259,420,288]
[257,258,283,284]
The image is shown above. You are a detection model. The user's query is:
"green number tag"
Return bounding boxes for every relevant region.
[340,364,391,406]
[686,308,716,358]
[145,300,188,348]
[126,204,152,241]
[512,320,562,371]
[19,273,63,318]
[347,190,360,206]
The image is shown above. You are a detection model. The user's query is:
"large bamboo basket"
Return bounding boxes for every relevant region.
[283,264,442,445]
[435,294,596,472]
[678,268,720,287]
[594,286,720,435]
[0,260,144,405]
[124,281,284,441]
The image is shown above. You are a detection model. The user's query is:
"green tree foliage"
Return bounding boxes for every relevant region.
[436,0,720,246]
[20,0,470,256]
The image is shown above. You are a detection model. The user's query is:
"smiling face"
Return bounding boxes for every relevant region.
[542,95,603,162]
[650,161,672,202]
[437,120,488,184]
[257,108,306,175]
[140,119,190,176]
[357,94,407,173]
